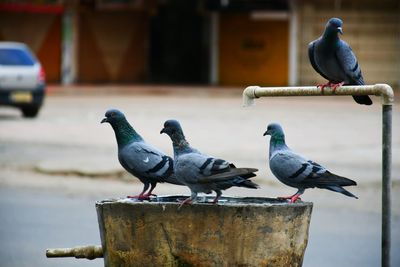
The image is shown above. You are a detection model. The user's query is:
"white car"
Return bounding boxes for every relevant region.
[0,42,46,118]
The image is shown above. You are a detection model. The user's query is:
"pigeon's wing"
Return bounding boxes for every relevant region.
[179,152,256,184]
[335,40,364,85]
[119,142,173,181]
[271,150,355,187]
[195,155,257,183]
[270,150,326,183]
[196,157,230,176]
[198,168,258,183]
[308,40,330,81]
[300,159,356,187]
[336,40,373,105]
[302,170,357,187]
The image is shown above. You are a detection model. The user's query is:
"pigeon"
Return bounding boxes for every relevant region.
[101,109,182,200]
[263,123,358,203]
[160,119,259,206]
[308,17,372,105]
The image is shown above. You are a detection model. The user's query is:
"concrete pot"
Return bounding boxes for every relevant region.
[96,196,313,267]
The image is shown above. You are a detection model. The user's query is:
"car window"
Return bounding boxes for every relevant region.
[0,48,36,66]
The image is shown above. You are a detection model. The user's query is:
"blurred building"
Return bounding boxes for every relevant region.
[0,0,399,88]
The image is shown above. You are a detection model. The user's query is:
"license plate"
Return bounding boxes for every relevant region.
[10,92,33,103]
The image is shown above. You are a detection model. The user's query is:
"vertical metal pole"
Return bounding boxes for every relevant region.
[382,104,392,267]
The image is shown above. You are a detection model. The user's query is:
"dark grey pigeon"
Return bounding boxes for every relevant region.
[160,119,259,206]
[308,17,372,105]
[101,109,182,200]
[263,123,358,203]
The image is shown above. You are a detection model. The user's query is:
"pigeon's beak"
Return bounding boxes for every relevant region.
[338,27,343,35]
[263,130,270,136]
[160,128,166,134]
[101,118,108,124]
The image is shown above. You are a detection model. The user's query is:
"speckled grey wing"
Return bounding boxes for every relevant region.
[336,40,372,105]
[190,154,256,181]
[177,152,253,183]
[336,40,364,85]
[195,156,230,176]
[119,141,174,182]
[270,149,357,189]
[269,150,326,185]
[175,153,225,181]
[198,168,258,183]
[308,39,330,81]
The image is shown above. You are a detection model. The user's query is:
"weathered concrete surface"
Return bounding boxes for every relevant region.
[96,197,313,267]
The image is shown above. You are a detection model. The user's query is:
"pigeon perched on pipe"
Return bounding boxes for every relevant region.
[308,17,372,105]
[160,119,259,206]
[264,123,358,203]
[101,109,182,200]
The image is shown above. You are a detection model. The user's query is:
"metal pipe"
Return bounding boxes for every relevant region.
[242,83,394,267]
[46,245,103,260]
[382,105,392,267]
[242,84,394,106]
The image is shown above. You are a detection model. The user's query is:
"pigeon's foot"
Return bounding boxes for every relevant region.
[277,194,302,203]
[317,82,331,94]
[330,82,344,93]
[289,195,302,203]
[211,197,220,204]
[178,197,193,209]
[317,82,344,94]
[127,195,150,200]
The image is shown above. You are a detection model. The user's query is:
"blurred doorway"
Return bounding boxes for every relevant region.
[149,0,208,84]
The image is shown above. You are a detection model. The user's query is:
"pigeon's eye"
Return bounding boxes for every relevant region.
[110,112,115,117]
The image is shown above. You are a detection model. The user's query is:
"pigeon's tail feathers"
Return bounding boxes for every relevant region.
[325,185,358,199]
[215,177,259,190]
[240,179,259,189]
[231,177,259,189]
[240,172,257,179]
[352,95,373,105]
[228,163,256,179]
[319,171,357,187]
[346,78,373,105]
[198,168,258,183]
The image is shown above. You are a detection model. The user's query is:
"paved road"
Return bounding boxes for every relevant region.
[0,88,399,266]
[0,186,102,267]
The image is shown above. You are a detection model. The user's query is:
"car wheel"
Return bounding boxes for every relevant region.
[21,105,40,118]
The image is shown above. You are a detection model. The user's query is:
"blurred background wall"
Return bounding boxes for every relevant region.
[0,0,399,88]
